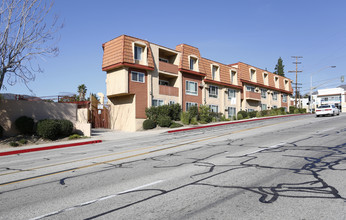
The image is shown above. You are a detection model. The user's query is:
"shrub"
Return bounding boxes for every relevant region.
[36,119,60,140]
[18,139,28,145]
[169,103,181,121]
[248,111,257,118]
[270,108,280,116]
[56,119,73,137]
[0,125,3,138]
[299,108,307,113]
[157,115,172,127]
[145,106,159,122]
[157,105,170,117]
[143,119,157,130]
[188,105,199,119]
[146,104,182,122]
[294,109,300,114]
[170,122,183,128]
[232,115,237,120]
[10,141,19,147]
[199,105,212,123]
[279,107,286,114]
[190,117,198,125]
[220,115,227,121]
[237,110,248,119]
[261,110,269,116]
[237,113,243,120]
[256,111,262,118]
[69,134,81,139]
[181,112,190,125]
[289,106,296,114]
[15,116,35,135]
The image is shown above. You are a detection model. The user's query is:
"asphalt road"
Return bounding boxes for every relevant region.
[0,114,345,220]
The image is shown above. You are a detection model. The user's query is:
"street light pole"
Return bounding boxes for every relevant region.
[309,66,336,113]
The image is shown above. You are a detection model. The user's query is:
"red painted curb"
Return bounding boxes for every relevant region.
[0,140,102,156]
[167,114,306,133]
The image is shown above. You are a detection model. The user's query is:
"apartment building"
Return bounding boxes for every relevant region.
[230,62,293,112]
[102,35,293,131]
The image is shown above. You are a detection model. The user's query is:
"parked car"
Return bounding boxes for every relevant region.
[315,104,340,117]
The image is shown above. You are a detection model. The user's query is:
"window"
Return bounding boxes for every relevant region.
[190,57,197,70]
[231,70,237,84]
[248,109,254,112]
[228,107,236,118]
[209,85,218,98]
[134,46,142,60]
[169,100,175,105]
[284,80,289,90]
[261,104,267,111]
[209,105,218,113]
[186,81,198,95]
[152,99,164,106]
[263,73,268,85]
[159,80,169,86]
[211,65,219,81]
[131,71,145,83]
[246,86,255,92]
[186,102,197,111]
[272,105,278,109]
[159,57,168,63]
[261,89,267,99]
[250,69,256,81]
[228,89,236,99]
[283,94,287,103]
[275,77,279,87]
[272,92,278,101]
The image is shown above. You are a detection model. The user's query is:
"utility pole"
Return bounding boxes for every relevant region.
[288,56,303,108]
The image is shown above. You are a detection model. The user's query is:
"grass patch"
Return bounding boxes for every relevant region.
[68,134,82,140]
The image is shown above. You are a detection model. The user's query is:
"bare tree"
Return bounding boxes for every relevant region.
[0,0,61,91]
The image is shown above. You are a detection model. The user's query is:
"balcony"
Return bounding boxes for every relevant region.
[159,61,178,75]
[281,101,288,107]
[159,85,179,97]
[245,91,261,101]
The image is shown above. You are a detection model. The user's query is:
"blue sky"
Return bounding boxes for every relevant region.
[2,0,346,98]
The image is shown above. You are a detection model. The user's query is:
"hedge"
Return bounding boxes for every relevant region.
[36,119,60,140]
[56,119,73,137]
[143,119,156,130]
[15,116,35,135]
[0,125,3,138]
[36,119,74,140]
[157,115,172,127]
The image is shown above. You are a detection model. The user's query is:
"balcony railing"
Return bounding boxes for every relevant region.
[245,91,261,101]
[159,85,179,97]
[281,101,288,107]
[159,61,178,74]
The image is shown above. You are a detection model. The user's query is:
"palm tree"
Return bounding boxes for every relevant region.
[78,84,87,101]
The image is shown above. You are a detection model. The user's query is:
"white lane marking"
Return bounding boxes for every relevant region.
[30,180,164,220]
[247,143,286,155]
[318,128,336,133]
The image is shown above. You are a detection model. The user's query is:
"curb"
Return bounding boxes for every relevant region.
[0,140,102,156]
[167,114,306,133]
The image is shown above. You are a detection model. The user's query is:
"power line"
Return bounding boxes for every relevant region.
[288,56,303,108]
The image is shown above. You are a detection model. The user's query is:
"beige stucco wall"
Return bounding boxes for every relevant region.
[204,86,240,118]
[77,108,88,123]
[106,68,129,97]
[0,100,91,137]
[108,95,136,132]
